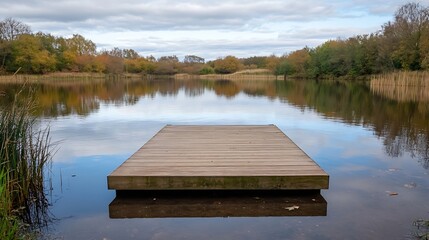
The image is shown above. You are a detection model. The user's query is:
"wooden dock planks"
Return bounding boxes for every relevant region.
[107,125,329,190]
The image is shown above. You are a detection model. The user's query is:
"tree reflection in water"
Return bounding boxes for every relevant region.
[0,78,427,168]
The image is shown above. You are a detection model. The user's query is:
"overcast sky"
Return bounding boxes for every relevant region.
[1,0,426,60]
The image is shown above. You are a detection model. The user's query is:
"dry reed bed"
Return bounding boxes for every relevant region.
[175,73,281,81]
[0,73,145,83]
[0,73,104,82]
[370,72,429,102]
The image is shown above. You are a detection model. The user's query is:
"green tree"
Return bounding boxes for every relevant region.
[241,56,267,69]
[34,32,70,71]
[307,40,353,78]
[10,34,56,73]
[53,36,73,71]
[421,27,429,69]
[199,65,215,75]
[275,60,294,78]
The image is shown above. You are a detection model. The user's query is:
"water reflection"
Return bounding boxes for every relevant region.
[371,84,429,102]
[2,78,426,239]
[109,190,327,218]
[1,78,427,168]
[275,80,429,168]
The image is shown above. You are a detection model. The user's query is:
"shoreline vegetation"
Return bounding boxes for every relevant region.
[0,69,428,83]
[0,3,428,81]
[0,70,284,82]
[0,72,135,82]
[370,71,429,87]
[0,90,54,239]
[370,71,429,102]
[175,69,281,81]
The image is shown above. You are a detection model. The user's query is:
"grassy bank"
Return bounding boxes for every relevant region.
[0,89,54,239]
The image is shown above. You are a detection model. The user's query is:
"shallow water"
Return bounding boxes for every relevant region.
[1,78,428,239]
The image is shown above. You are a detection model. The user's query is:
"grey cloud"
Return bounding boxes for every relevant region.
[2,0,337,31]
[279,26,376,40]
[121,36,310,59]
[118,25,365,59]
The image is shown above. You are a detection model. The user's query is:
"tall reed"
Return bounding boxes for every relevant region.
[0,87,54,238]
[370,71,429,87]
[370,71,429,102]
[0,169,19,240]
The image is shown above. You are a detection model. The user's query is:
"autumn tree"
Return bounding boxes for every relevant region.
[0,18,31,71]
[155,55,180,75]
[213,56,242,74]
[124,58,143,73]
[74,54,100,72]
[62,34,97,71]
[66,34,96,56]
[96,51,124,74]
[123,49,140,59]
[265,55,281,72]
[382,3,429,70]
[286,48,310,77]
[241,56,267,69]
[180,55,205,74]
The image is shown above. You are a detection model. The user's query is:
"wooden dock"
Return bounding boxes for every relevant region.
[107,125,329,190]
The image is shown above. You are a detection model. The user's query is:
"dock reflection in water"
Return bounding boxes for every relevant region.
[109,190,327,218]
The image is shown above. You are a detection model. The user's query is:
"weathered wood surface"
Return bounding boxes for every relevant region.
[107,125,329,190]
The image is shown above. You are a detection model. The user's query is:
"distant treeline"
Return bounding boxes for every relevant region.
[0,2,428,78]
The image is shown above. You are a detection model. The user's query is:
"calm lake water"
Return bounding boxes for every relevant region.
[1,78,428,239]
